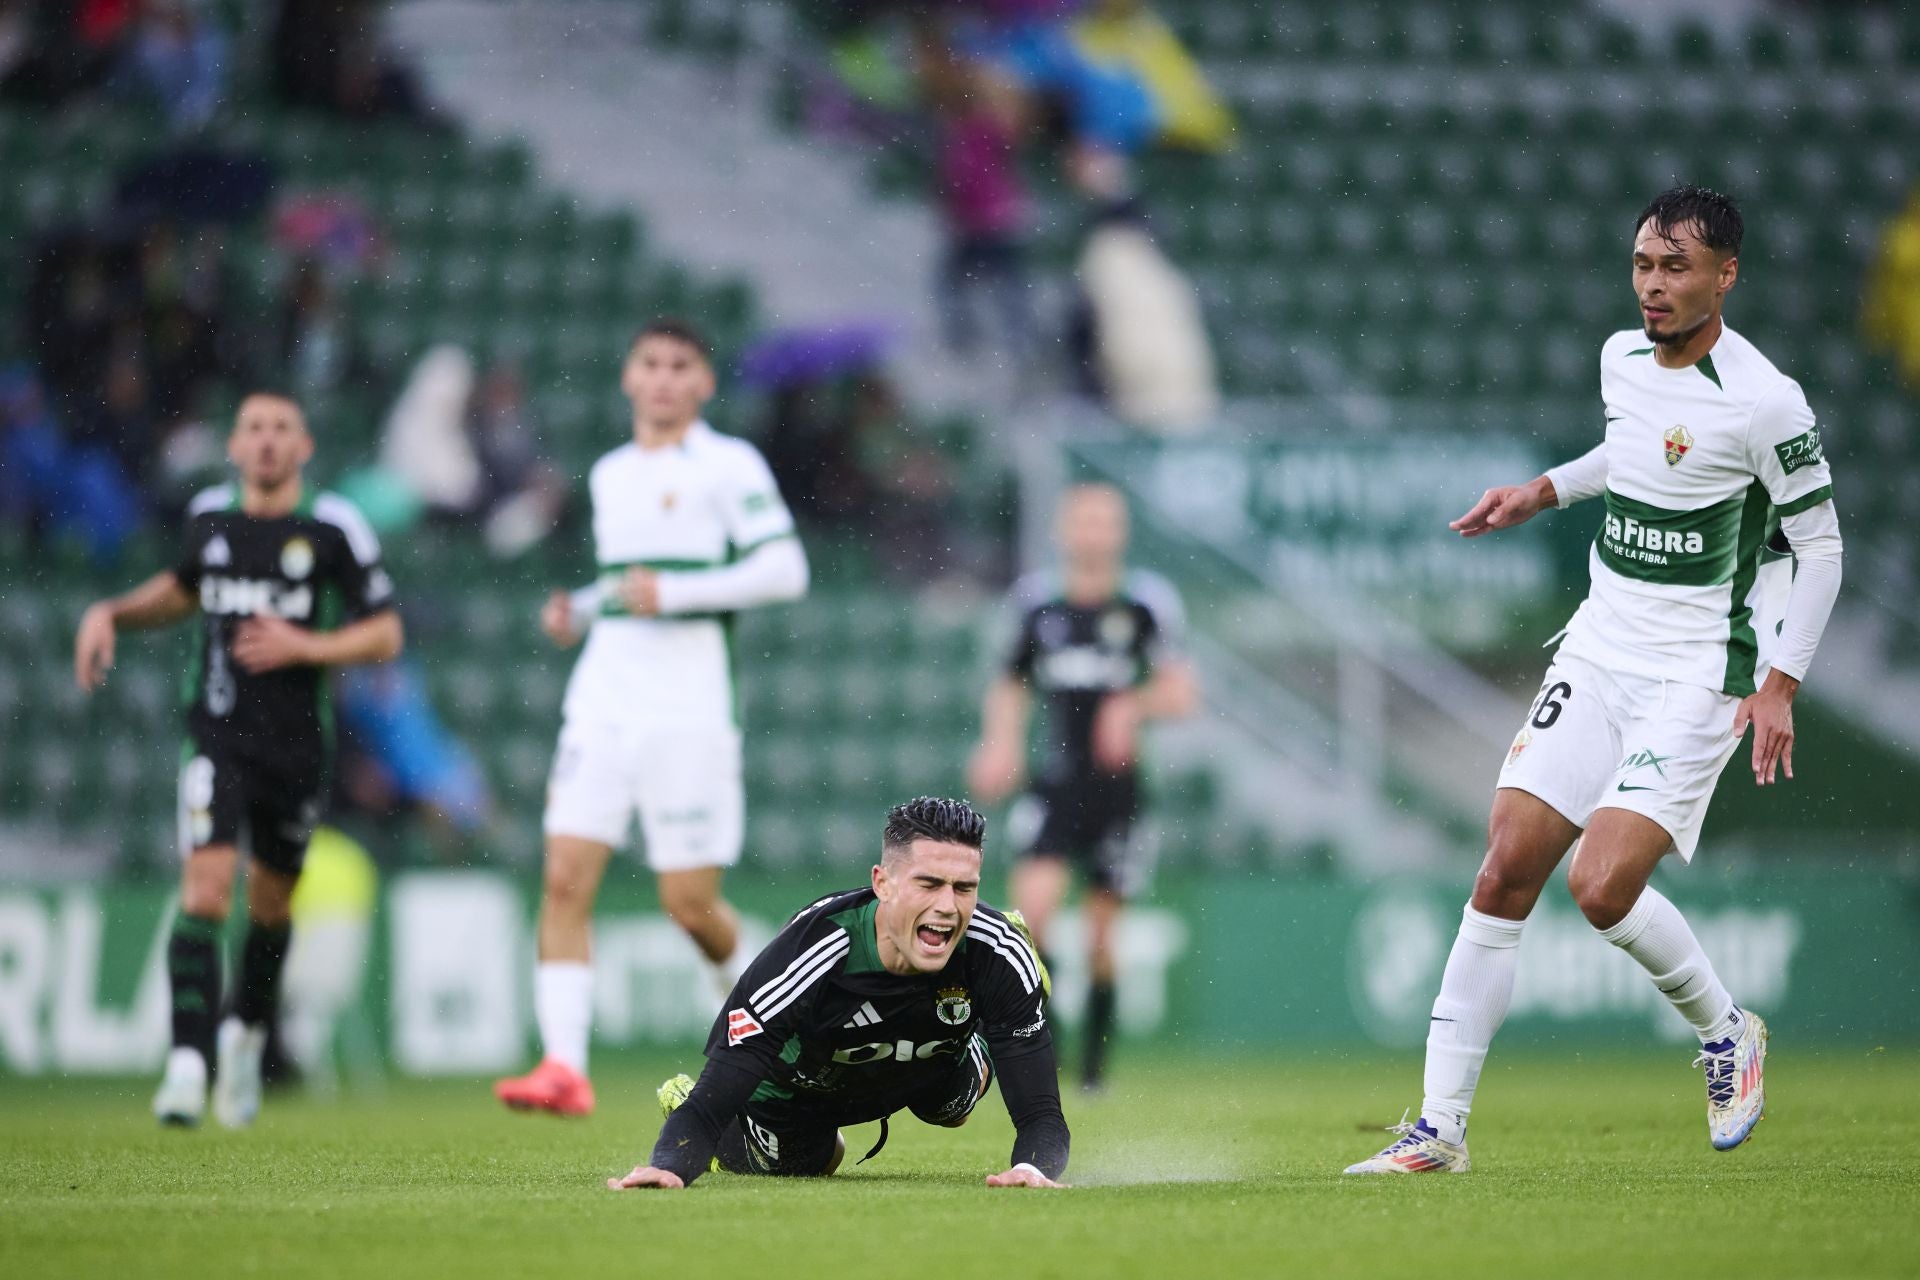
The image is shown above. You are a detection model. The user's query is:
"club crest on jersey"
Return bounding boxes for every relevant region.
[280,537,315,580]
[1099,609,1136,648]
[661,491,678,512]
[1505,728,1532,768]
[1663,424,1694,467]
[934,987,972,1026]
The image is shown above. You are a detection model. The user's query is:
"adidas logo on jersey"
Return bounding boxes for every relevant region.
[841,1001,882,1029]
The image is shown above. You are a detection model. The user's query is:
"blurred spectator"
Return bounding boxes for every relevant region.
[0,364,145,563]
[929,57,1037,359]
[340,347,564,557]
[118,0,229,133]
[270,0,440,123]
[0,0,137,105]
[467,363,567,558]
[378,344,482,512]
[847,373,965,581]
[277,255,372,403]
[1067,148,1217,432]
[272,193,386,273]
[1864,188,1920,391]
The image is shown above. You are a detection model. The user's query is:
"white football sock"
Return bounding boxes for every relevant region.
[708,941,750,1000]
[1420,905,1526,1145]
[535,962,594,1074]
[1597,886,1738,1043]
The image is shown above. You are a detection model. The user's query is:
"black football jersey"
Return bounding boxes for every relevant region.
[705,888,1053,1125]
[1001,568,1186,784]
[171,484,395,754]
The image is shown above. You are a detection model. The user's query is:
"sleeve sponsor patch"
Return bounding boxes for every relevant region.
[726,1007,764,1046]
[1774,429,1824,475]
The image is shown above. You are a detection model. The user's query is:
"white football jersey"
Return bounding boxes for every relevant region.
[1557,326,1835,697]
[563,421,795,726]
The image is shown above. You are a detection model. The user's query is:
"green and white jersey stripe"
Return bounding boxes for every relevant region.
[1559,326,1835,697]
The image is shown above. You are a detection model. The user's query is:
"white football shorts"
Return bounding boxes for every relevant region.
[543,717,744,872]
[1497,651,1743,861]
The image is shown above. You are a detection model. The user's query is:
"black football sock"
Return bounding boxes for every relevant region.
[1083,978,1117,1086]
[168,914,224,1063]
[234,922,292,1028]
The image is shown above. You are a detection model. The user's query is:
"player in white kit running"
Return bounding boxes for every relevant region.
[496,319,809,1116]
[1346,188,1843,1173]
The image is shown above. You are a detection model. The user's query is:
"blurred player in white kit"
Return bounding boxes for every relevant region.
[496,319,808,1116]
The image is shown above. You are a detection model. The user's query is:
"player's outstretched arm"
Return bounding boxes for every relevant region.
[75,571,196,691]
[989,1040,1071,1188]
[1451,475,1560,538]
[608,1057,762,1192]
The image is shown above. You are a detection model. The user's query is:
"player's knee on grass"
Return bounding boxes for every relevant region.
[726,1112,844,1177]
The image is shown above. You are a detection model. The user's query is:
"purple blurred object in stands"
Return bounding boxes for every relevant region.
[738,323,901,389]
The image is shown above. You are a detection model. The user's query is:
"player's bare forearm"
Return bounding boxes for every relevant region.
[1451,476,1558,537]
[968,679,1032,801]
[307,610,405,667]
[979,678,1032,746]
[101,572,196,630]
[76,573,194,691]
[1135,659,1200,720]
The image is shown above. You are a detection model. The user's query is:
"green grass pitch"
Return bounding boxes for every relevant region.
[3,1049,1915,1278]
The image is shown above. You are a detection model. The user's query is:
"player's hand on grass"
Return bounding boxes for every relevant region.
[1092,691,1140,772]
[75,604,117,692]
[232,615,318,672]
[1451,477,1554,537]
[606,1166,685,1191]
[967,738,1024,803]
[620,567,662,617]
[1733,671,1797,786]
[540,591,581,646]
[985,1165,1066,1189]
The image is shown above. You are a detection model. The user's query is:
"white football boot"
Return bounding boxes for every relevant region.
[1695,1008,1768,1151]
[1344,1111,1471,1174]
[212,1018,268,1130]
[152,1047,208,1127]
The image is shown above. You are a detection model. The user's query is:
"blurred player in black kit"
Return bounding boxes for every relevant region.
[968,484,1198,1090]
[75,392,402,1128]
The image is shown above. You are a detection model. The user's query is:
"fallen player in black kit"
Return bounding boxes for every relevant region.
[608,798,1070,1190]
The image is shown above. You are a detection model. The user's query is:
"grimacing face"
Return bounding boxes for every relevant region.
[1056,484,1129,573]
[1632,219,1736,348]
[871,839,981,975]
[227,395,312,489]
[620,334,714,429]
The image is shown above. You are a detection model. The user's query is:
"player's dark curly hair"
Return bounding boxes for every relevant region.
[882,797,986,857]
[630,316,712,360]
[1636,186,1743,257]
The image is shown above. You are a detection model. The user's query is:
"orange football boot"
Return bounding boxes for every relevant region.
[494,1057,596,1116]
